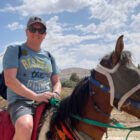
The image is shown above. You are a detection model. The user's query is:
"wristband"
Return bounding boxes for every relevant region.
[54,91,60,96]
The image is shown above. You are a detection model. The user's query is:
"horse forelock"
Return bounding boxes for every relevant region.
[50,77,89,128]
[120,51,132,65]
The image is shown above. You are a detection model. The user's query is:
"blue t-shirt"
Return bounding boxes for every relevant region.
[3,43,60,105]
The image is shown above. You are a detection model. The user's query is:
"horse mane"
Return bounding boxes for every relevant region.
[50,76,90,128]
[100,50,132,67]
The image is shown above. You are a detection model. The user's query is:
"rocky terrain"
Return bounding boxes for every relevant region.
[60,67,90,80]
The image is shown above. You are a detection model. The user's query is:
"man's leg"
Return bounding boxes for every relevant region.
[13,114,33,140]
[8,100,35,140]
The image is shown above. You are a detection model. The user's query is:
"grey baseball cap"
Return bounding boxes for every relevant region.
[27,16,46,29]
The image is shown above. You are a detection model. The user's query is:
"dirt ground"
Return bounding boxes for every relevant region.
[102,109,140,140]
[1,91,140,140]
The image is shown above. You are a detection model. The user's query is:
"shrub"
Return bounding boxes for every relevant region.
[70,73,80,82]
[61,80,77,88]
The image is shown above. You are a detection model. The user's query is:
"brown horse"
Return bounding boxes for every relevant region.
[38,35,140,140]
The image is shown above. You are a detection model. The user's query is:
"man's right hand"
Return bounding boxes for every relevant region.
[34,92,58,103]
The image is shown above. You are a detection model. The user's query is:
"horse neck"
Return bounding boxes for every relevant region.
[75,71,113,140]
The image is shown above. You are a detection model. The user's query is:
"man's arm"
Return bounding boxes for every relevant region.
[4,68,54,102]
[51,74,61,97]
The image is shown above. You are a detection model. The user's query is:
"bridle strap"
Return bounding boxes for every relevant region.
[89,76,110,118]
[89,75,126,127]
[96,65,116,107]
[89,76,109,93]
[118,84,140,110]
[94,64,140,111]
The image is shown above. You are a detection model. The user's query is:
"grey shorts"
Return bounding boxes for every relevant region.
[8,100,35,125]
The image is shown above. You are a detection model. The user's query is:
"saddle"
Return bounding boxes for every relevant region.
[0,103,48,140]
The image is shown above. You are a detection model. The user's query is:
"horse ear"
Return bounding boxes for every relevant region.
[112,35,124,65]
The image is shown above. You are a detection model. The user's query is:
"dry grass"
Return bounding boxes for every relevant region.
[60,87,73,99]
[0,97,7,107]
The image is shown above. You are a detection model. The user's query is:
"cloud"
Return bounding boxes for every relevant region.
[88,0,140,35]
[7,22,25,31]
[124,33,140,65]
[0,0,90,16]
[17,14,138,69]
[130,13,140,32]
[40,16,121,69]
[89,0,140,21]
[75,24,97,34]
[46,16,63,35]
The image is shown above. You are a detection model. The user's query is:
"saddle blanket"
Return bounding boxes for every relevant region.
[0,103,47,140]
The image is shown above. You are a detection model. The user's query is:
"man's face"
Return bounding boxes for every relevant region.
[26,23,47,45]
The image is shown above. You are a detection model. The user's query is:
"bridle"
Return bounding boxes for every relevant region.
[88,69,140,123]
[95,63,140,110]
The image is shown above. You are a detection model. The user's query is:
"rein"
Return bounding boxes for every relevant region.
[72,114,140,140]
[49,97,140,140]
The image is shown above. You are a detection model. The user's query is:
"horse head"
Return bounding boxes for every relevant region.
[97,35,140,116]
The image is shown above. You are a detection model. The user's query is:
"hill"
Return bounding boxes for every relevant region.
[60,67,91,80]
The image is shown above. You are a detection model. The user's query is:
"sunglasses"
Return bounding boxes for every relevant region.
[28,26,46,34]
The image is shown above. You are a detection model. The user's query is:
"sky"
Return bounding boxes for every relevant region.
[0,0,140,71]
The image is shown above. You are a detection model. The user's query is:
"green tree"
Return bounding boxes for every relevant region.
[70,73,80,82]
[138,64,140,69]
